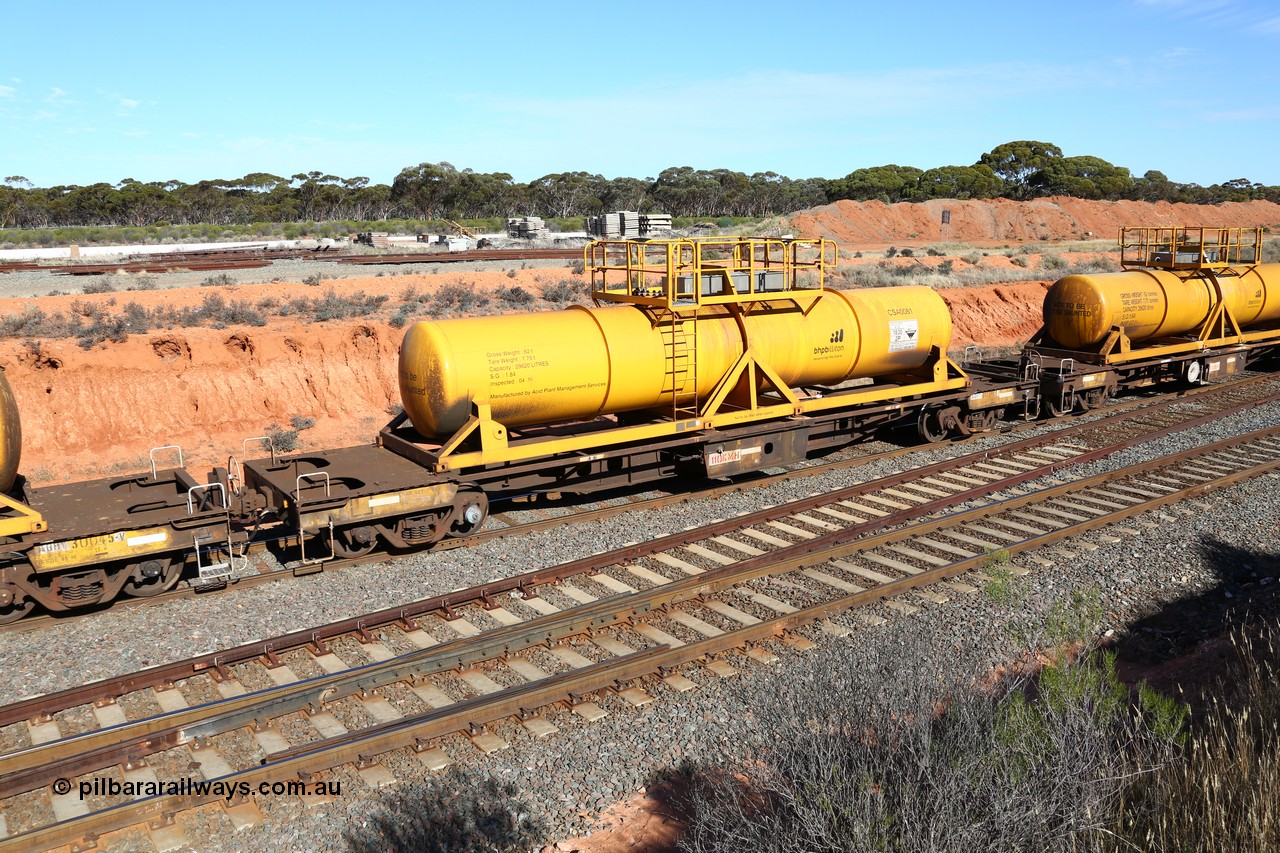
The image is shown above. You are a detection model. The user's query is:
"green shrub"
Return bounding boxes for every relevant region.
[283,289,388,322]
[495,285,535,306]
[540,279,586,303]
[345,770,546,853]
[264,423,299,453]
[389,306,413,328]
[429,283,488,317]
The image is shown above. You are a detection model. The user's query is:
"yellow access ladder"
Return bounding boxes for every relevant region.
[663,313,698,421]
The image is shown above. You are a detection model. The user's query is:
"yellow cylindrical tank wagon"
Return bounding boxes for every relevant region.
[1043,263,1280,350]
[399,285,952,439]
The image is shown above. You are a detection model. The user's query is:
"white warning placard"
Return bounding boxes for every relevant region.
[888,319,919,352]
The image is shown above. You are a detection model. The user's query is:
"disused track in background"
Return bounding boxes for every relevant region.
[333,247,580,265]
[3,372,1276,637]
[2,410,1278,851]
[0,245,581,276]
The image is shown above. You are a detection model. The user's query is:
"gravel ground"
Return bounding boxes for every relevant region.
[2,388,1278,851]
[0,390,1218,704]
[210,470,1280,853]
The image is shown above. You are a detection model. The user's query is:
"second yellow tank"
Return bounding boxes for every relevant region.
[1044,263,1280,349]
[399,286,952,438]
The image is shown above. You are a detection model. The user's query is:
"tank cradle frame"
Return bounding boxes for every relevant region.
[379,342,970,474]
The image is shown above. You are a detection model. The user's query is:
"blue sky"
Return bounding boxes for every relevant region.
[3,0,1278,189]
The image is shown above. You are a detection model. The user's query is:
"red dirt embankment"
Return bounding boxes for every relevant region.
[789,197,1280,245]
[942,281,1049,349]
[3,321,402,483]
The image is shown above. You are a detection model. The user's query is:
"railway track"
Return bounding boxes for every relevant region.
[0,245,579,276]
[5,371,1278,636]
[2,394,1280,849]
[333,248,580,265]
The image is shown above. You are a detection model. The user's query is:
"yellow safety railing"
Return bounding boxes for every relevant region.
[585,236,836,311]
[1119,226,1262,271]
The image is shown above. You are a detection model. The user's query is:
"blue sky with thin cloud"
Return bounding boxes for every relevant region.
[3,0,1277,187]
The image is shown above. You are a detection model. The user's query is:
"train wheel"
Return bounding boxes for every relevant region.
[1045,395,1070,418]
[333,525,379,559]
[123,558,182,598]
[917,405,949,443]
[448,490,489,537]
[0,587,32,624]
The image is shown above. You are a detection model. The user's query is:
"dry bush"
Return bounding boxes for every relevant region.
[389,305,415,328]
[1263,237,1280,263]
[495,284,536,306]
[1067,257,1118,274]
[677,597,1185,853]
[263,423,298,453]
[80,278,117,294]
[279,289,388,322]
[540,279,588,303]
[1116,628,1280,851]
[429,283,489,317]
[345,769,546,853]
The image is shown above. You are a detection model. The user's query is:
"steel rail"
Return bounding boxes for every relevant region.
[333,248,580,265]
[2,378,1275,731]
[8,425,1280,852]
[7,421,1280,800]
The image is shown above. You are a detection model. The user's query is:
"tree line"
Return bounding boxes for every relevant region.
[2,140,1276,230]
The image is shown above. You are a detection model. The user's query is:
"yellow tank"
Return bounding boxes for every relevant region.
[399,286,952,438]
[1044,263,1280,349]
[0,369,20,493]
